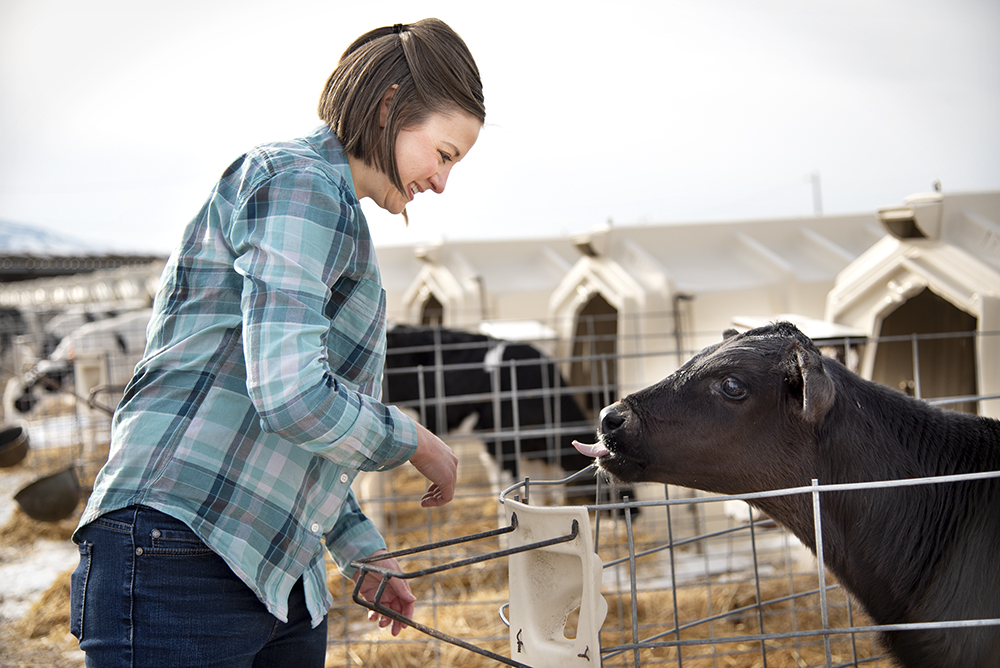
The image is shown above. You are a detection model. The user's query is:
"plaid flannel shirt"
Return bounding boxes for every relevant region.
[75,125,418,627]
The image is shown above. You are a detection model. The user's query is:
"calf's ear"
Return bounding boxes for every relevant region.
[793,342,835,423]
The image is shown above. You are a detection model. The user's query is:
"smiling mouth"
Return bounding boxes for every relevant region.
[408,184,420,200]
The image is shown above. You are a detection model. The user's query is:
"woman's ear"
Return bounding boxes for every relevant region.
[379,84,399,129]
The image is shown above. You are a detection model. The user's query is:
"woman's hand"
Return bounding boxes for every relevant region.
[353,550,415,636]
[408,420,459,507]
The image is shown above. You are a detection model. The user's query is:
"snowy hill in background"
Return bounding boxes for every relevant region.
[0,220,104,255]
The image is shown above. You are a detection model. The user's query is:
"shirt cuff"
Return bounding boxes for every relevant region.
[359,404,418,471]
[327,513,387,580]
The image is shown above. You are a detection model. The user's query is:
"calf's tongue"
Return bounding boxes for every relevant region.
[572,440,610,458]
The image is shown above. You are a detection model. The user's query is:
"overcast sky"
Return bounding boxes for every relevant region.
[1,0,998,255]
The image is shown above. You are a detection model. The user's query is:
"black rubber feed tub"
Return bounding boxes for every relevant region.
[0,425,29,468]
[15,467,81,522]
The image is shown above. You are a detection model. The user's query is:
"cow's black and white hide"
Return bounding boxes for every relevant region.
[5,309,151,418]
[575,322,1000,668]
[384,325,628,508]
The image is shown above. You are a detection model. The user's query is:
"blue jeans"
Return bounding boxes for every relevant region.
[70,505,328,668]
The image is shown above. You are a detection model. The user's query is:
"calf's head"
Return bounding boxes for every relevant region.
[575,322,836,495]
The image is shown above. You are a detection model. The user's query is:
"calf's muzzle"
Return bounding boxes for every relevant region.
[599,404,627,435]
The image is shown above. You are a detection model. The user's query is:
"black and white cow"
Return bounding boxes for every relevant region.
[384,325,626,506]
[575,322,1000,668]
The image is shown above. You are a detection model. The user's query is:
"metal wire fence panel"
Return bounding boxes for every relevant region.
[334,325,999,668]
[1,306,997,667]
[585,472,1000,668]
[346,468,1000,668]
[576,485,888,668]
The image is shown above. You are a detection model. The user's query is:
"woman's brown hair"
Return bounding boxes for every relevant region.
[318,18,485,198]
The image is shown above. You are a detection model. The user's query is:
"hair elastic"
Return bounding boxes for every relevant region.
[393,23,404,34]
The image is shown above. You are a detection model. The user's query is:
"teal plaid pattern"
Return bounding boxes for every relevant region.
[76,126,418,627]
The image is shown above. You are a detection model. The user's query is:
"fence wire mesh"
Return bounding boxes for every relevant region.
[0,310,996,667]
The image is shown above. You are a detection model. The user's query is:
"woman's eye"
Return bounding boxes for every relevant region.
[438,151,453,163]
[719,377,747,400]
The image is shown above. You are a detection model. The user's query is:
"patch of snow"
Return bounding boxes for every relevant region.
[0,538,79,620]
[0,468,79,622]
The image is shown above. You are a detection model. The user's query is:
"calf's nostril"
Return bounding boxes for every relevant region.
[599,405,626,434]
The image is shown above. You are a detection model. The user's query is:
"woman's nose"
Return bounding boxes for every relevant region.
[429,165,451,194]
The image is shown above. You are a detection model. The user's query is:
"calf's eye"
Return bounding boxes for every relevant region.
[719,377,747,400]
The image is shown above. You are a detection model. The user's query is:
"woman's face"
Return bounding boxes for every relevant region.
[370,110,482,216]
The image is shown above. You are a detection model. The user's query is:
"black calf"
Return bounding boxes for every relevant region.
[576,322,1000,668]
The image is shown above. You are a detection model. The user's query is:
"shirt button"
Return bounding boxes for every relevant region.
[340,473,349,484]
[310,523,321,533]
[135,547,144,556]
[151,529,161,538]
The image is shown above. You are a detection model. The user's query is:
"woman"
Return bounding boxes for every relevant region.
[70,18,484,668]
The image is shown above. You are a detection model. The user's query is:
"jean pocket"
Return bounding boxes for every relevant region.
[144,517,214,557]
[69,541,92,640]
[147,527,214,557]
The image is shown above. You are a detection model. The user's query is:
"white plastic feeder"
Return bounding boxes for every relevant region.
[505,498,607,667]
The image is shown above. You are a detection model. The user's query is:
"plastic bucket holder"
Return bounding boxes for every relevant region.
[505,498,608,666]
